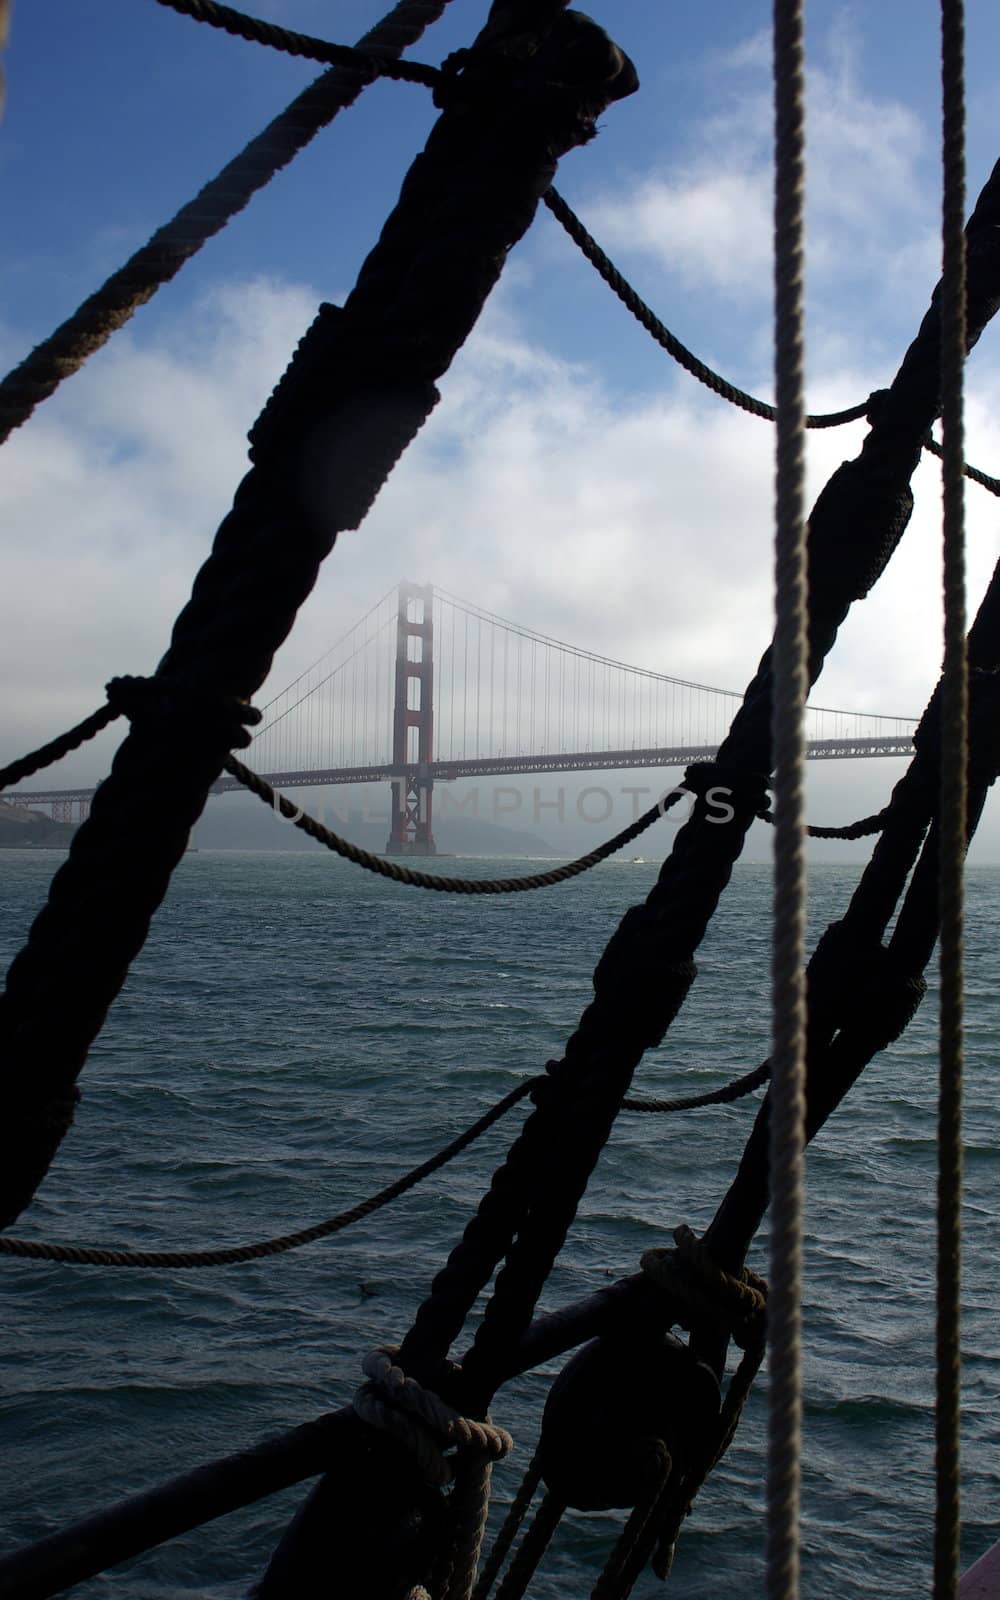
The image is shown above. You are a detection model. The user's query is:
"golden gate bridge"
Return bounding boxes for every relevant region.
[10,580,917,853]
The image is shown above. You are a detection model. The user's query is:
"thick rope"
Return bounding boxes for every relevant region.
[767,6,809,1598]
[935,4,968,1596]
[225,754,678,893]
[0,0,456,445]
[622,1060,769,1113]
[151,0,441,87]
[544,187,1000,493]
[0,1078,538,1268]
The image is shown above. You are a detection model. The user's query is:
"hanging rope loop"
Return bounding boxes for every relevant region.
[354,1346,513,1487]
[354,1346,513,1600]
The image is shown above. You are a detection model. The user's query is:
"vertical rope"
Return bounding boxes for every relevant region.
[935,3,968,1596]
[767,4,809,1599]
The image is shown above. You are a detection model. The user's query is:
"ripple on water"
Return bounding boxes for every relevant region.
[0,858,998,1597]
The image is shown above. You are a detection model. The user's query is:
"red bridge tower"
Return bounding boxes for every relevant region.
[386,581,436,855]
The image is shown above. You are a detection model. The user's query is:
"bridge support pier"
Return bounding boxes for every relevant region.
[386,582,436,856]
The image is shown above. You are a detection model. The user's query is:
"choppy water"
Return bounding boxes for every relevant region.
[1,851,998,1598]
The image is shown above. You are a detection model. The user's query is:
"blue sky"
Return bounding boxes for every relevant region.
[2,1,1000,855]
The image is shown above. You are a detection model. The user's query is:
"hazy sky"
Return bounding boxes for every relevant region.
[2,1,999,855]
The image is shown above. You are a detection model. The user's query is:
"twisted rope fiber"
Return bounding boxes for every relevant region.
[935,3,968,1595]
[543,188,863,429]
[470,1452,543,1600]
[544,188,1000,495]
[622,1059,769,1113]
[0,0,456,445]
[353,1347,512,1600]
[768,4,809,1597]
[152,0,441,86]
[924,434,1000,497]
[0,675,260,792]
[225,754,678,893]
[0,702,120,792]
[0,1077,538,1268]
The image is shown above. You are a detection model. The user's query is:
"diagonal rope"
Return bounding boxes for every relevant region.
[767,4,809,1598]
[923,434,1000,497]
[0,0,455,445]
[934,4,968,1596]
[0,1079,539,1267]
[151,0,441,86]
[543,187,865,429]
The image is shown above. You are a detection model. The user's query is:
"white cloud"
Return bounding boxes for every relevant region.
[585,19,935,337]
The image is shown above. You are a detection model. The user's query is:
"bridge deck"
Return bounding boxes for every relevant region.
[7,737,914,807]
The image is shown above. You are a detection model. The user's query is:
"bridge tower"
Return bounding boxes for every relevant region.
[386,580,436,855]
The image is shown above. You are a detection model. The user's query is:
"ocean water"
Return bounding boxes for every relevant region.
[1,849,998,1599]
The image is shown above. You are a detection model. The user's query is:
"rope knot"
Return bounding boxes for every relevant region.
[104,676,263,751]
[641,1225,767,1352]
[682,762,770,819]
[352,1346,512,1488]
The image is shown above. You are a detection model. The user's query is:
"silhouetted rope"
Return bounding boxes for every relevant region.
[756,803,890,840]
[0,676,261,798]
[923,434,1000,496]
[0,0,456,444]
[935,3,968,1595]
[225,753,678,893]
[152,0,441,86]
[543,188,864,428]
[0,1078,539,1268]
[544,186,1000,495]
[623,1060,769,1113]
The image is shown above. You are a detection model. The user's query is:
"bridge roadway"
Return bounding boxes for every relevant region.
[9,736,916,807]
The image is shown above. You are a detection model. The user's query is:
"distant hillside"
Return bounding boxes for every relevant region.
[0,802,77,849]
